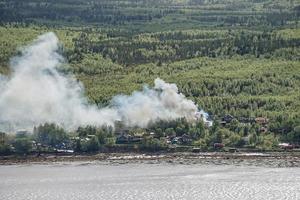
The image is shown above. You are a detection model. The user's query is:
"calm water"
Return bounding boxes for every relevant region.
[0,162,299,200]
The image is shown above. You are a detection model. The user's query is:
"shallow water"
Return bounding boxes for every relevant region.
[0,162,299,200]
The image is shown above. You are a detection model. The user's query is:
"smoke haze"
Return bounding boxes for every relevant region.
[0,32,209,132]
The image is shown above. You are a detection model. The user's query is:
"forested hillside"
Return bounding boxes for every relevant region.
[0,0,300,153]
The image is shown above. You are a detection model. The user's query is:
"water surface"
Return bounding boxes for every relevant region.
[0,163,299,200]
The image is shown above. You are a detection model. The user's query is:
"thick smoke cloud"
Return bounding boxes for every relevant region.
[0,33,119,132]
[112,78,198,127]
[0,32,209,132]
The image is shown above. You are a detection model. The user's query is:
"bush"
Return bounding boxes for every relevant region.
[193,139,208,150]
[13,138,32,154]
[140,137,166,152]
[257,134,279,150]
[80,136,100,152]
[0,143,12,155]
[34,123,68,147]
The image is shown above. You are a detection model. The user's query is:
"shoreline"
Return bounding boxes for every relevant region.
[1,151,300,167]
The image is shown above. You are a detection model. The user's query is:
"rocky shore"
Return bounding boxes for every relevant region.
[1,151,300,167]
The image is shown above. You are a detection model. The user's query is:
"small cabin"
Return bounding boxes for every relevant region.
[116,135,130,144]
[279,143,294,150]
[222,115,234,123]
[255,117,269,125]
[181,134,192,145]
[238,117,255,124]
[213,143,224,149]
[116,134,142,144]
[192,148,201,153]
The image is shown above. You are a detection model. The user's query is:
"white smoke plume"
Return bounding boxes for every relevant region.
[0,32,119,132]
[112,78,198,127]
[0,32,210,132]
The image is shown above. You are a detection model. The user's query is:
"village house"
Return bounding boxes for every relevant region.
[116,134,129,144]
[255,117,269,125]
[171,134,192,145]
[238,117,255,124]
[220,114,235,126]
[213,143,224,149]
[116,134,142,144]
[222,114,234,123]
[279,143,294,150]
[181,134,192,145]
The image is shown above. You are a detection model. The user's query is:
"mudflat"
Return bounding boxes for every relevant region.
[1,152,300,167]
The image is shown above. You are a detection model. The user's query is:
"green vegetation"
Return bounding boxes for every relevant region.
[0,0,300,154]
[13,133,32,154]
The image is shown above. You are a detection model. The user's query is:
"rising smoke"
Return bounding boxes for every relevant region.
[112,78,198,128]
[0,32,210,132]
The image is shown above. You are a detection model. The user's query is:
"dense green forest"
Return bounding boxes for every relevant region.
[0,0,300,154]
